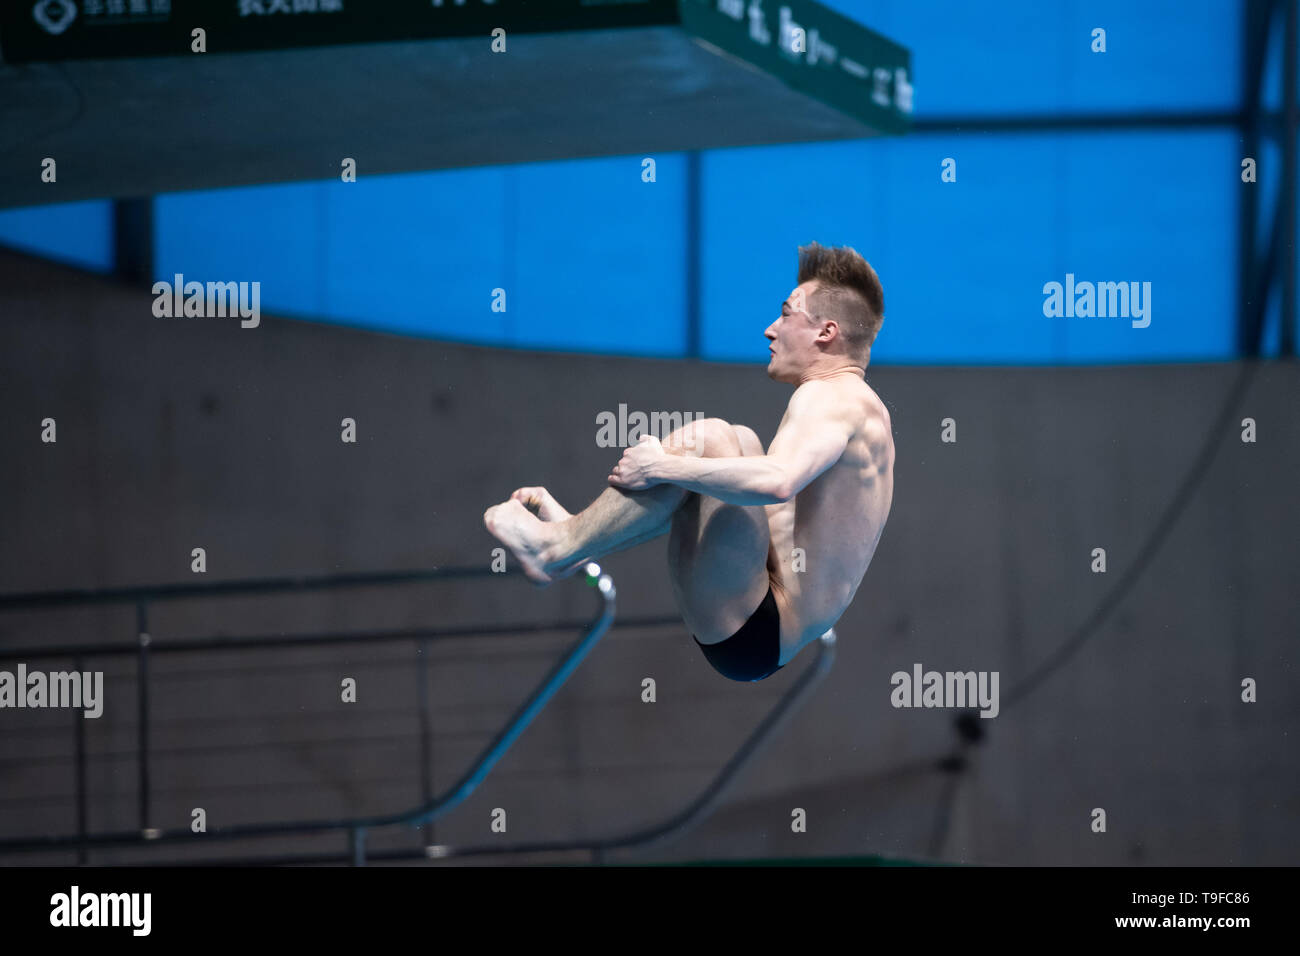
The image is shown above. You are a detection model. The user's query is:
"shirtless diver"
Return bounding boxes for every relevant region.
[485,242,895,682]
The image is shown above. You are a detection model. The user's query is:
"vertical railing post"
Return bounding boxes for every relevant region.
[136,600,151,834]
[417,637,433,848]
[350,826,367,866]
[73,651,87,865]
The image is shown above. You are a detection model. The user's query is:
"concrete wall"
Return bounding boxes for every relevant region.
[1,249,1296,865]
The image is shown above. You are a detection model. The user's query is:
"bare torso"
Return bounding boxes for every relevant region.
[765,376,894,664]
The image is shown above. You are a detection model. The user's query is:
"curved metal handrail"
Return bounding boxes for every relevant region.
[117,630,839,866]
[0,563,618,856]
[426,628,839,864]
[0,565,506,611]
[1,570,838,866]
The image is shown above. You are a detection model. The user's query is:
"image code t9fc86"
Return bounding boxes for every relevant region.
[1131,892,1250,907]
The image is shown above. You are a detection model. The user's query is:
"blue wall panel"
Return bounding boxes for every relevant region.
[0,200,113,273]
[700,130,1236,364]
[155,159,687,355]
[821,0,1240,116]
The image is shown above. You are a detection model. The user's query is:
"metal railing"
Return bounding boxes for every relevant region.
[142,630,837,867]
[0,565,835,865]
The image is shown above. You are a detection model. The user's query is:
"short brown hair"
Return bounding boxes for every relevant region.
[796,241,884,359]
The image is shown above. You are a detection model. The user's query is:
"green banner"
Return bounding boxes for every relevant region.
[678,0,912,133]
[1,0,680,62]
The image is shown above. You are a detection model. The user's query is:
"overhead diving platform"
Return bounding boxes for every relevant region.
[0,0,911,209]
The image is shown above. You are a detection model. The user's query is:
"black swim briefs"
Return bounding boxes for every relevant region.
[693,584,786,682]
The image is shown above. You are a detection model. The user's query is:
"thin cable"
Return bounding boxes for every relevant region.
[928,360,1260,861]
[1000,360,1259,712]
